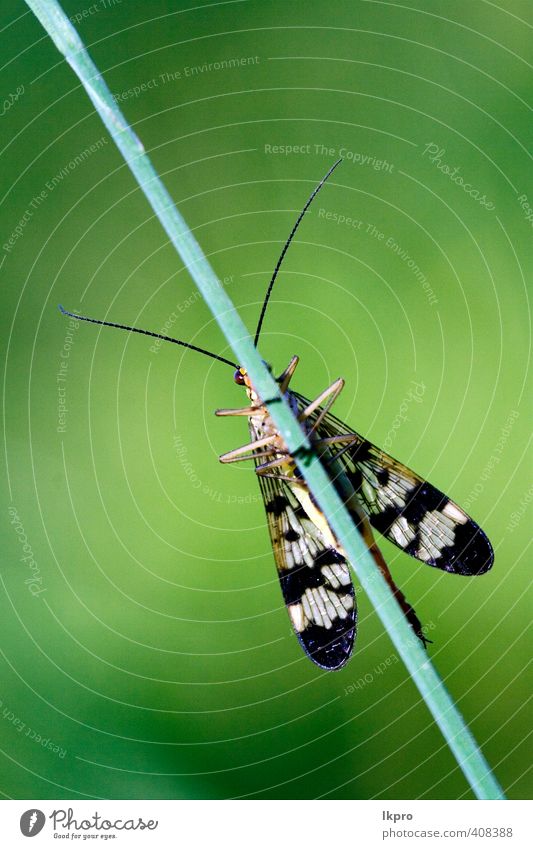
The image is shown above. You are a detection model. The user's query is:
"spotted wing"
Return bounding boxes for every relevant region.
[293,393,494,576]
[255,469,357,670]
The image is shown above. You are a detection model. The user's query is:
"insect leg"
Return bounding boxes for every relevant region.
[215,406,262,417]
[219,435,276,464]
[311,434,361,470]
[256,454,293,473]
[299,378,345,433]
[219,450,278,464]
[277,356,299,393]
[359,515,430,648]
[315,434,359,444]
[256,470,300,483]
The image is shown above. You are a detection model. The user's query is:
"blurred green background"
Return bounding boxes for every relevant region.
[1,0,531,800]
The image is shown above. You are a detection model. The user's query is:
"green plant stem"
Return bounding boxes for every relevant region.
[26,0,505,800]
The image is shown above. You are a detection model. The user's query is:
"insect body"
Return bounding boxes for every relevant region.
[217,360,358,669]
[60,160,494,670]
[215,358,493,669]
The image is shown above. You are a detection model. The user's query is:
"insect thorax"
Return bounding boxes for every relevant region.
[250,388,300,444]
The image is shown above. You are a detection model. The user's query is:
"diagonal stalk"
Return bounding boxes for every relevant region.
[25,0,505,800]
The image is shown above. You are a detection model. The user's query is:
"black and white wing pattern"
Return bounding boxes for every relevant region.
[255,470,357,670]
[294,393,494,577]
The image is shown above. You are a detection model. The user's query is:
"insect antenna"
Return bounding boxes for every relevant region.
[253,158,342,347]
[58,305,238,368]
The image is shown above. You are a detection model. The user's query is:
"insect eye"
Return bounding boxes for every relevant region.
[234,368,246,385]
